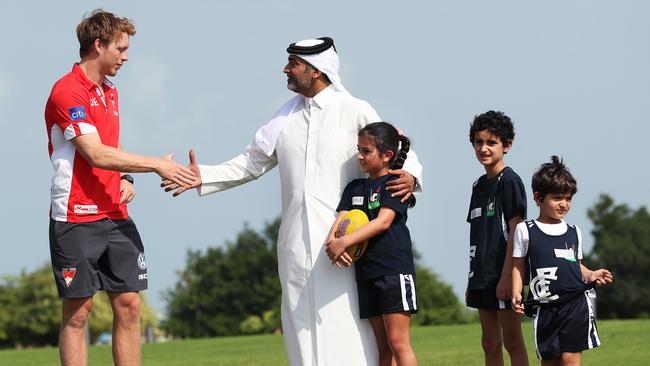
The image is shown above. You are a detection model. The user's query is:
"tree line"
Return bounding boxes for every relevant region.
[163,217,472,338]
[1,194,647,346]
[0,265,157,348]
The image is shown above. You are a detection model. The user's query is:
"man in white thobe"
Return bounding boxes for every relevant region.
[167,37,423,366]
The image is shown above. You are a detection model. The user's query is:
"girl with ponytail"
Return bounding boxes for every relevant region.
[324,121,419,366]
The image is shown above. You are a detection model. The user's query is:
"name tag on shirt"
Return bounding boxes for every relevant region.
[470,207,482,219]
[352,196,364,205]
[554,248,576,261]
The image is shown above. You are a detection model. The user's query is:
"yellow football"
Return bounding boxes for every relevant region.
[335,209,370,261]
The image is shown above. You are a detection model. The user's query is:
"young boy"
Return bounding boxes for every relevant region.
[512,156,613,365]
[466,110,529,366]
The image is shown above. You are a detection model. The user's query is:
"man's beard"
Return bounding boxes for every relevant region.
[287,73,312,94]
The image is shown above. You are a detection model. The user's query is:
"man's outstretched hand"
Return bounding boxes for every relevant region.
[161,149,202,197]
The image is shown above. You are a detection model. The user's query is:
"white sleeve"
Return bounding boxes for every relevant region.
[512,222,529,257]
[402,149,423,192]
[358,100,381,124]
[576,225,583,260]
[198,143,278,196]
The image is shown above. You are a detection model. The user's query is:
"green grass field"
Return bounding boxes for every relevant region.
[1,319,648,365]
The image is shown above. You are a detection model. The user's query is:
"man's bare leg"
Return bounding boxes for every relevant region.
[60,297,93,366]
[108,292,141,366]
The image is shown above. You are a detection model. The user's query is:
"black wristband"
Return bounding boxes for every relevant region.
[120,174,134,184]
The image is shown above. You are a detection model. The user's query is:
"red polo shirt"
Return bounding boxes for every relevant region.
[45,64,129,222]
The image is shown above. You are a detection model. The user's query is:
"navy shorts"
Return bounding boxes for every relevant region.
[49,217,148,298]
[531,290,600,360]
[466,288,512,310]
[357,274,417,319]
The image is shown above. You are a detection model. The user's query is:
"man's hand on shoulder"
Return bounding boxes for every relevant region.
[386,169,416,203]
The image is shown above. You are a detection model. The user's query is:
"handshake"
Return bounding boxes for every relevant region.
[157,149,202,197]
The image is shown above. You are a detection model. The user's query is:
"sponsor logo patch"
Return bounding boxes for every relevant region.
[62,267,76,287]
[137,253,147,270]
[486,200,495,217]
[368,187,381,210]
[352,196,364,205]
[68,106,86,121]
[73,205,97,214]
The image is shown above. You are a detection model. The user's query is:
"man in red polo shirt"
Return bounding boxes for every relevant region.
[44,9,196,365]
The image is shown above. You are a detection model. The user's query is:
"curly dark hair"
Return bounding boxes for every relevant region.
[531,155,577,200]
[469,110,515,146]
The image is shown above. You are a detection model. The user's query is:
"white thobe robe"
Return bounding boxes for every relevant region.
[198,86,423,366]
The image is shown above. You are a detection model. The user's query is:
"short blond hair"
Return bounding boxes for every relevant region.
[76,9,136,58]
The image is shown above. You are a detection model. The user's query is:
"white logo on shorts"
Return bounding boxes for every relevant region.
[137,253,147,270]
[62,267,77,287]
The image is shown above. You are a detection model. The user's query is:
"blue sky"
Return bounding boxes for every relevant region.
[1,1,648,313]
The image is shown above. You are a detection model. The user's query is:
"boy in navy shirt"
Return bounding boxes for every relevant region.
[512,156,613,365]
[466,111,528,366]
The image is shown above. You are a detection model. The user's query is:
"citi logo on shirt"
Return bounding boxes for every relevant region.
[68,106,86,121]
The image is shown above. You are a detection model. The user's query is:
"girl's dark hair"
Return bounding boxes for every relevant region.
[358,122,410,170]
[469,110,515,146]
[531,155,577,200]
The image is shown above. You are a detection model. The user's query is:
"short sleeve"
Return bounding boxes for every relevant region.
[466,180,479,223]
[512,222,529,257]
[47,89,97,140]
[500,172,527,221]
[336,182,354,212]
[576,225,583,260]
[379,176,411,216]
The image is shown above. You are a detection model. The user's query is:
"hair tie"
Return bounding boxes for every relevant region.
[397,128,404,136]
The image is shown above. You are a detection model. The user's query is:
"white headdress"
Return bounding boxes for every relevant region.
[251,37,349,156]
[287,37,349,95]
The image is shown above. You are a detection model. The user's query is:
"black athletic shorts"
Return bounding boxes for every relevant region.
[531,290,600,360]
[357,274,417,319]
[466,288,512,310]
[49,217,148,298]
